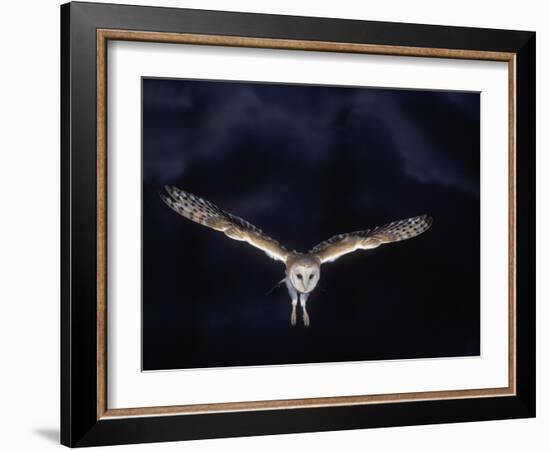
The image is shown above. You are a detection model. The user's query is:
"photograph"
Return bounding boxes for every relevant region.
[142,78,481,371]
[55,1,536,447]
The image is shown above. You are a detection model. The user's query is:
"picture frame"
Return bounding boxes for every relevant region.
[61,1,535,447]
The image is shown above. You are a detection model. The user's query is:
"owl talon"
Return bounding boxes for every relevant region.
[303,312,310,327]
[290,309,297,326]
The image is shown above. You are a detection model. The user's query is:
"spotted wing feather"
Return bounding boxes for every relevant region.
[310,215,433,263]
[161,186,289,262]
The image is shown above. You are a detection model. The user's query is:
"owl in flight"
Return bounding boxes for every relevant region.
[162,186,433,327]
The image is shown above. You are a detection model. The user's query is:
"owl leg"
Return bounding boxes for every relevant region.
[300,293,310,327]
[286,279,298,326]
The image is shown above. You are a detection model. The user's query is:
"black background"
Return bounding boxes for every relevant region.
[142,78,480,370]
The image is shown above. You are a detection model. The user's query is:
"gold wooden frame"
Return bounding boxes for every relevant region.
[96,29,517,420]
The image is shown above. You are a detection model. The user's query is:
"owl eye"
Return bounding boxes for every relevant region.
[296,274,303,280]
[309,274,314,280]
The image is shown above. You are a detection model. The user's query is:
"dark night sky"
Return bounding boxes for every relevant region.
[142,77,480,371]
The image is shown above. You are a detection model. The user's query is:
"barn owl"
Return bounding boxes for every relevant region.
[161,186,433,327]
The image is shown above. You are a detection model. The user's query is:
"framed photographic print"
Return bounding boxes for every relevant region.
[61,1,536,447]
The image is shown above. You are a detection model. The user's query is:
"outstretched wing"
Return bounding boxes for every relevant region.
[161,186,290,263]
[310,215,433,264]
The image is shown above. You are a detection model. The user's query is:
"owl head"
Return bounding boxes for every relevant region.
[288,256,321,293]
